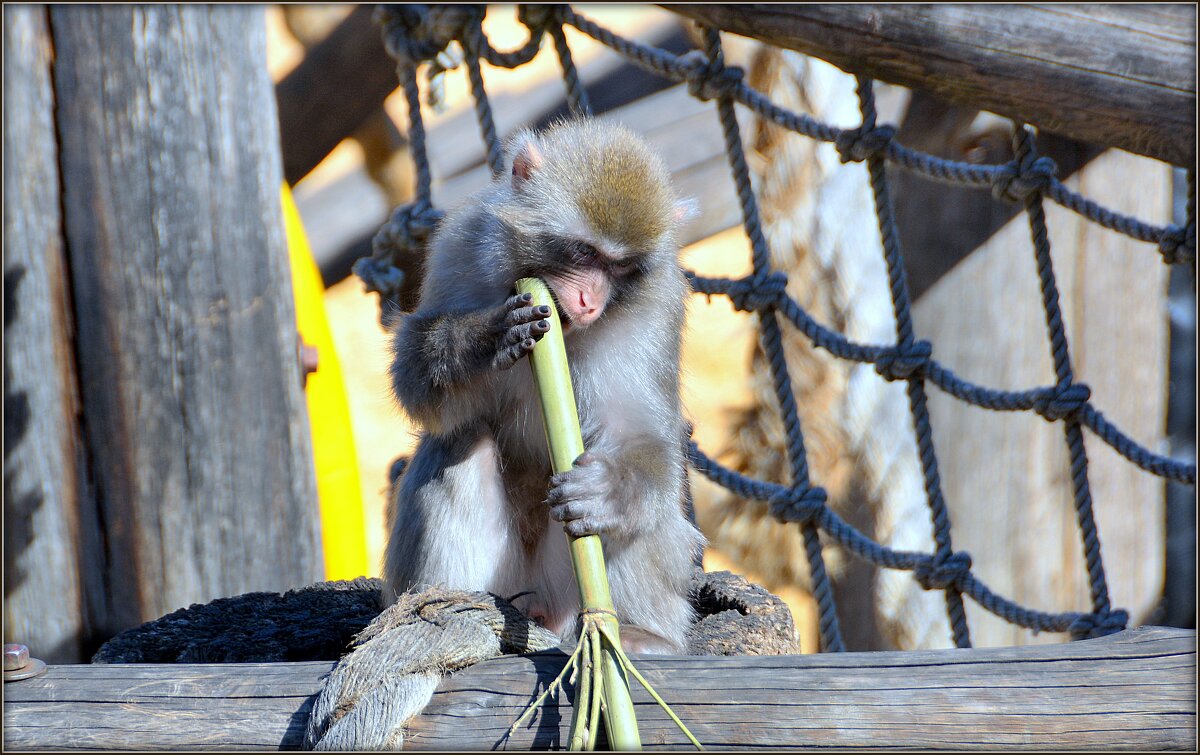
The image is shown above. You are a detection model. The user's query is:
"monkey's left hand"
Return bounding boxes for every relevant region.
[546,452,627,538]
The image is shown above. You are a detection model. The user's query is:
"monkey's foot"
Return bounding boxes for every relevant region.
[491,292,552,371]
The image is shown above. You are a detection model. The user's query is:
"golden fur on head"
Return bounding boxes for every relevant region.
[508,119,677,250]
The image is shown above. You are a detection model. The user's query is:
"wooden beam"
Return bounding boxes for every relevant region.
[3,627,1194,750]
[276,4,398,185]
[668,4,1196,167]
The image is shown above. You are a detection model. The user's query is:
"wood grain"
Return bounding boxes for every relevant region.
[2,626,1192,750]
[669,4,1196,166]
[48,5,322,639]
[2,5,95,663]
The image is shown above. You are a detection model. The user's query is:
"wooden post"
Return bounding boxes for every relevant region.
[2,627,1194,750]
[668,4,1197,167]
[42,5,322,643]
[2,5,94,664]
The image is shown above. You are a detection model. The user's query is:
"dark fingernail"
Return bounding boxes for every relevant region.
[535,321,549,331]
[523,338,535,348]
[538,305,551,315]
[521,293,533,302]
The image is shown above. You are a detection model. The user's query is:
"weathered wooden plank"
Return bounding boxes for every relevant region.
[2,5,96,664]
[668,4,1196,166]
[48,5,322,640]
[2,627,1193,750]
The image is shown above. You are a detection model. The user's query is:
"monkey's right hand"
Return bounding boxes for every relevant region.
[489,292,552,371]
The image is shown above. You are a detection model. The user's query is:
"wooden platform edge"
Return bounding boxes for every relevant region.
[2,626,1194,751]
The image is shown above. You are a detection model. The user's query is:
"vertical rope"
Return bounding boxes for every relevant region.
[1013,127,1117,638]
[463,22,505,177]
[703,27,845,653]
[852,76,972,648]
[400,61,434,211]
[1187,168,1196,279]
[549,23,592,117]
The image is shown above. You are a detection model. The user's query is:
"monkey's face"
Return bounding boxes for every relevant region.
[500,121,692,334]
[531,235,646,332]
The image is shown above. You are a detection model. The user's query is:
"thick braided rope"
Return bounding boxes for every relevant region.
[548,22,591,117]
[849,75,971,648]
[462,17,504,177]
[366,5,1195,650]
[1013,126,1119,637]
[702,27,845,653]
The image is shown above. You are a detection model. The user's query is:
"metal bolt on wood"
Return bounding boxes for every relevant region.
[4,643,47,682]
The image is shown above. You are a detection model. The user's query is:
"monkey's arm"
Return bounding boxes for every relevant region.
[391,293,551,433]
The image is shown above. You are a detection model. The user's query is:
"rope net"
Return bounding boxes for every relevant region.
[356,4,1198,652]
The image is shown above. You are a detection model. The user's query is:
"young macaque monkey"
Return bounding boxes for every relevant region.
[384,119,705,654]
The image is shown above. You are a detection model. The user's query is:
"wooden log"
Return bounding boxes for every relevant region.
[2,626,1194,750]
[276,4,399,185]
[668,4,1196,167]
[49,5,322,639]
[2,5,96,664]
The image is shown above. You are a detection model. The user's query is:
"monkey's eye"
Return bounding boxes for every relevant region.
[567,241,601,265]
[610,259,639,277]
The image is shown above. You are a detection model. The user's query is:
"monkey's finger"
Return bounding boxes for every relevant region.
[493,338,537,371]
[502,304,552,329]
[505,292,535,309]
[502,318,550,346]
[549,500,588,523]
[572,451,600,468]
[490,293,535,327]
[563,517,608,538]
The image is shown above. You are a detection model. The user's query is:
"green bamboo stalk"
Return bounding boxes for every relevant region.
[516,277,642,752]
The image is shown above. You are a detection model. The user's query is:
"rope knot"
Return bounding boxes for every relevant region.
[834,125,896,164]
[516,4,560,33]
[1068,609,1129,640]
[678,49,745,102]
[372,203,443,257]
[1158,224,1195,265]
[768,485,828,524]
[725,272,789,313]
[874,340,932,381]
[1033,383,1091,421]
[358,203,444,300]
[377,4,482,65]
[913,551,973,591]
[991,155,1057,204]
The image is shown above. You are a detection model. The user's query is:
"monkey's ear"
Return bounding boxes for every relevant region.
[673,197,700,226]
[511,137,544,189]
